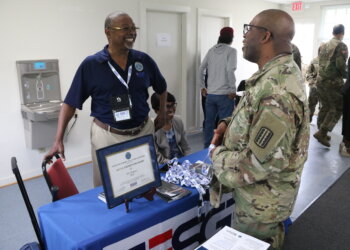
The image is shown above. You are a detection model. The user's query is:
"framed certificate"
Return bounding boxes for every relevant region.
[96,134,161,209]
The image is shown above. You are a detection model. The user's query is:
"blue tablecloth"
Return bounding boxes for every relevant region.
[37,149,235,250]
[39,186,200,249]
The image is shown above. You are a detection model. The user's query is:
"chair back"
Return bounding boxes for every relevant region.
[42,155,79,201]
[11,157,45,249]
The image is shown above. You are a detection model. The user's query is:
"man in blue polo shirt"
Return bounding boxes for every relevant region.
[45,11,167,187]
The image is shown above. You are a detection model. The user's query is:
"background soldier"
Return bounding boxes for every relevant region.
[306,44,324,123]
[340,57,350,157]
[306,56,319,122]
[314,24,348,147]
[292,43,302,70]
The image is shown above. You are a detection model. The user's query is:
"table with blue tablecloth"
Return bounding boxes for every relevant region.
[38,149,234,250]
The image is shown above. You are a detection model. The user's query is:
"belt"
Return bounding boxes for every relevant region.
[93,117,148,136]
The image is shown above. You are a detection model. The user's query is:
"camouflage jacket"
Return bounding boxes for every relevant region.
[211,54,310,224]
[305,57,319,86]
[318,37,348,80]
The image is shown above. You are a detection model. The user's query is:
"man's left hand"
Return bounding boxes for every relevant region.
[228,92,236,99]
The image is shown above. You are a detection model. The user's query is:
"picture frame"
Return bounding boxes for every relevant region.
[96,134,161,209]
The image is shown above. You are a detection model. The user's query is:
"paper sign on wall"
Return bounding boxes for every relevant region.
[157,33,171,47]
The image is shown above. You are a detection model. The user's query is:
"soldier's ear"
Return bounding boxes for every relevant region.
[261,31,272,43]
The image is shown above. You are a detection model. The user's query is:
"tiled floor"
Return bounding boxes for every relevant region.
[290,117,350,221]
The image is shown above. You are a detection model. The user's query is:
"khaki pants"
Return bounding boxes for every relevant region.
[90,119,154,187]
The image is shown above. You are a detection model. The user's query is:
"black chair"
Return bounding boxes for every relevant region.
[11,157,44,250]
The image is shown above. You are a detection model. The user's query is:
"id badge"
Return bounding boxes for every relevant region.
[113,108,131,122]
[110,94,132,123]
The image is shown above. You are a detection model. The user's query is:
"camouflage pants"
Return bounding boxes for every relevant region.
[316,79,343,131]
[233,213,285,249]
[308,85,318,119]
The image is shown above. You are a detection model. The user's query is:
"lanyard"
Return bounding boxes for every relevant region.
[108,61,132,89]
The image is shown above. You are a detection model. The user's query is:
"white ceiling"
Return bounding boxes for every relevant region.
[264,0,329,4]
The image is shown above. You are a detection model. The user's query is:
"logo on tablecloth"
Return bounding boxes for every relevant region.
[104,195,235,250]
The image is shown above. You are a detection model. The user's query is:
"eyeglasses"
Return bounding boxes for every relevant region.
[108,26,140,32]
[166,103,177,109]
[243,24,270,36]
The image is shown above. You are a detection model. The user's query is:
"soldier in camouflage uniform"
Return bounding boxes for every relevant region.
[209,9,309,249]
[314,24,348,147]
[291,43,301,70]
[340,57,350,156]
[306,56,320,122]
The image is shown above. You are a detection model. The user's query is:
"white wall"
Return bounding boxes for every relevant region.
[0,0,279,186]
[283,0,350,65]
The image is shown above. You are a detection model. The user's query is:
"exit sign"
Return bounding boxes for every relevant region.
[292,1,303,11]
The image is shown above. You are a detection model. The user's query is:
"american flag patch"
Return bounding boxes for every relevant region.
[254,127,273,148]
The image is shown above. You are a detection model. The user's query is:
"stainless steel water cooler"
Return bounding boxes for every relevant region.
[16,59,62,149]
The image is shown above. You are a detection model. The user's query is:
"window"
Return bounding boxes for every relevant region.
[320,5,350,49]
[293,23,315,65]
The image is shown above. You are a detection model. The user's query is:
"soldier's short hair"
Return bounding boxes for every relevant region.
[333,24,345,35]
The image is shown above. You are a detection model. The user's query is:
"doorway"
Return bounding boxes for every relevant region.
[196,9,231,129]
[140,3,189,126]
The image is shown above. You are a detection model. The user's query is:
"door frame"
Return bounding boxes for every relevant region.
[196,9,232,129]
[140,2,190,128]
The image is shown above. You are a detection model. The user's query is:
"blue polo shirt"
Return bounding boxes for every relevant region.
[64,45,167,129]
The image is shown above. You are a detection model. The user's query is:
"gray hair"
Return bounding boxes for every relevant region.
[104,11,128,29]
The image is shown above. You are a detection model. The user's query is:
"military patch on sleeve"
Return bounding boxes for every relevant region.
[249,109,287,163]
[254,127,274,148]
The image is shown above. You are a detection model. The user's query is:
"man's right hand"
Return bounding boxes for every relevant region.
[211,121,228,146]
[201,88,207,97]
[44,140,65,164]
[43,103,76,164]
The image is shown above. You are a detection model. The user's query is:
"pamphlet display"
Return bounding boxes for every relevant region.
[96,134,161,210]
[195,226,270,250]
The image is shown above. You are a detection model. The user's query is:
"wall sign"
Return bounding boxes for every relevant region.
[157,33,171,47]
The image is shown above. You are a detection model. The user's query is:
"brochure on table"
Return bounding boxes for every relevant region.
[195,226,270,250]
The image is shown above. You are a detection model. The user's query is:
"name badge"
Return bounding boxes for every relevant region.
[113,109,131,122]
[110,94,132,123]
